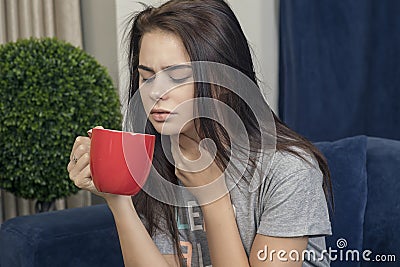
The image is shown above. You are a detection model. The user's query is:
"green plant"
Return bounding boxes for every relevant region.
[0,38,122,202]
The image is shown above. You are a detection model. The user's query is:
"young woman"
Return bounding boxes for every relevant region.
[67,0,332,266]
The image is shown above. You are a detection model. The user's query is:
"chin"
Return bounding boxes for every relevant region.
[152,121,195,136]
[152,122,180,136]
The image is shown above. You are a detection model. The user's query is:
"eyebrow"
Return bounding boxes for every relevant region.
[137,64,192,73]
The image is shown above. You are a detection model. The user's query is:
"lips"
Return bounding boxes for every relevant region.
[150,109,175,122]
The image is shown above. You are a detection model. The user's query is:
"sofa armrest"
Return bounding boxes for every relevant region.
[0,204,123,267]
[363,137,400,259]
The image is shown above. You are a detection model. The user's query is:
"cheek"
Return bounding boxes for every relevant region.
[176,84,195,103]
[139,90,152,114]
[173,85,195,113]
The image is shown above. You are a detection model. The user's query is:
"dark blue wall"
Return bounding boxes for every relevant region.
[279,0,400,142]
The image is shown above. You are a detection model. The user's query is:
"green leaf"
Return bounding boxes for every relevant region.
[0,37,122,202]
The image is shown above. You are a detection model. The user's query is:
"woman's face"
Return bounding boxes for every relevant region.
[138,30,196,137]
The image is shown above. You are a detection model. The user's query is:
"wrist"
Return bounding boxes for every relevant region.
[188,175,229,206]
[105,195,135,213]
[201,192,232,210]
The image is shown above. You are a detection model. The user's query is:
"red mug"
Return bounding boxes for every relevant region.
[89,128,155,195]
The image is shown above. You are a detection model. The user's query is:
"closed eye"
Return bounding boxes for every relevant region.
[170,75,192,83]
[138,63,192,84]
[167,65,192,84]
[141,75,155,83]
[141,75,191,84]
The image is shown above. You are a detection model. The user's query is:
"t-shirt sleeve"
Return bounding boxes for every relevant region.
[257,163,332,237]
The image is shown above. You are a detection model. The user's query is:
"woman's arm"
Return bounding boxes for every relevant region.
[200,193,250,266]
[201,193,308,267]
[105,196,178,267]
[249,235,308,267]
[171,133,309,267]
[67,129,178,267]
[171,134,250,266]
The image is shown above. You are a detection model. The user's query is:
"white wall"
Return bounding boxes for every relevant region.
[81,0,119,87]
[98,0,280,113]
[227,0,280,113]
[115,0,163,106]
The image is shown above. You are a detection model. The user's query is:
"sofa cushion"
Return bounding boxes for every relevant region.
[315,135,368,267]
[0,204,123,267]
[363,137,400,262]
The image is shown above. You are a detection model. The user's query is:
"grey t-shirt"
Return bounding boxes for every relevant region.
[151,148,332,266]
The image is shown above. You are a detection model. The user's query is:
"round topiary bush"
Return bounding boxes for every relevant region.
[0,38,122,202]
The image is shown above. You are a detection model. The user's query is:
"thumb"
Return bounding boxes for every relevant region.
[87,126,104,138]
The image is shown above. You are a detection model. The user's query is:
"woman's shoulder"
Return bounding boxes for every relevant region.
[273,145,319,170]
[265,146,322,184]
[254,147,332,239]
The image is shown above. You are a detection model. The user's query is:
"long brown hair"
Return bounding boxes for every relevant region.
[124,0,333,265]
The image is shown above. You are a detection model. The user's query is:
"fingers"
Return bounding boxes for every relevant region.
[69,125,103,160]
[170,135,215,173]
[68,153,102,196]
[170,138,182,167]
[87,125,104,138]
[68,154,93,190]
[171,134,200,160]
[170,135,191,168]
[68,152,90,179]
[73,138,91,159]
[66,127,107,195]
[71,165,93,189]
[178,133,199,152]
[69,136,90,161]
[67,136,90,177]
[67,160,74,173]
[67,130,93,190]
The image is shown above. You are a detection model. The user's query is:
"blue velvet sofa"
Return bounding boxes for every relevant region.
[0,136,399,267]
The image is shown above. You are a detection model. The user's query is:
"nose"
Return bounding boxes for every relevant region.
[149,86,164,101]
[148,74,169,101]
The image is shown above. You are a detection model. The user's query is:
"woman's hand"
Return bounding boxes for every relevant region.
[66,126,130,203]
[67,130,171,267]
[170,133,228,204]
[67,126,104,197]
